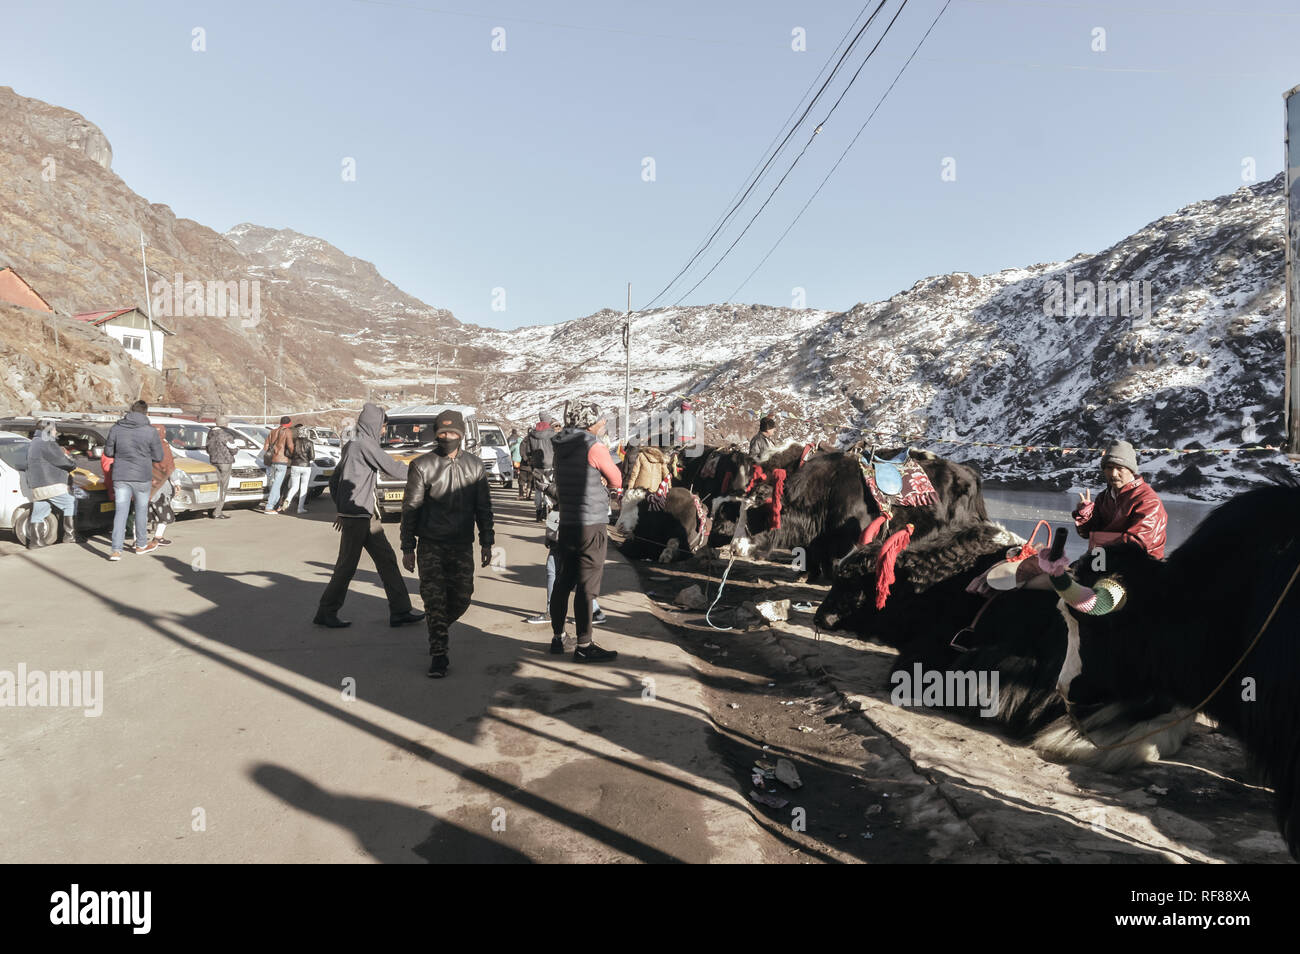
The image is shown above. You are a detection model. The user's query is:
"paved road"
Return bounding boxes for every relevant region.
[0,491,783,863]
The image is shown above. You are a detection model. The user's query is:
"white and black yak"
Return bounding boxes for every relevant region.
[815,519,1194,771]
[616,486,718,562]
[734,448,989,585]
[1052,485,1300,859]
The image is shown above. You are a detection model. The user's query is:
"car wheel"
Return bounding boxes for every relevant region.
[13,506,58,547]
[307,486,324,501]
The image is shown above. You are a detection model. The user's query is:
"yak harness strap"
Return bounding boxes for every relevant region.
[800,443,815,465]
[688,493,712,552]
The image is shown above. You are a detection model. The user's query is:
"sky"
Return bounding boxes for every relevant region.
[4,0,1299,329]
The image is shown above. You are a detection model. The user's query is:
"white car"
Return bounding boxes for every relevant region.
[0,430,93,545]
[229,422,339,501]
[476,422,513,488]
[152,416,268,507]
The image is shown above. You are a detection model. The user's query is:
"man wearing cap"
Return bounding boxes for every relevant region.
[400,408,495,679]
[749,415,778,461]
[550,400,622,662]
[1072,439,1168,559]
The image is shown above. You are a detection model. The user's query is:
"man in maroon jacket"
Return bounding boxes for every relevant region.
[1072,439,1168,558]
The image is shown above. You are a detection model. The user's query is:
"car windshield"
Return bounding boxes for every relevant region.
[381,419,438,448]
[236,426,270,445]
[480,430,505,447]
[163,424,209,451]
[0,438,28,470]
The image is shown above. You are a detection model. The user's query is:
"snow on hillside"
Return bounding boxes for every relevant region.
[475,175,1293,501]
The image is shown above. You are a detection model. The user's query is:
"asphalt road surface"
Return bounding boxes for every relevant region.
[0,490,786,863]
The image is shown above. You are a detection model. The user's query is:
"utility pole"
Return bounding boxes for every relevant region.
[623,282,631,449]
[139,231,159,372]
[262,370,268,423]
[434,351,440,403]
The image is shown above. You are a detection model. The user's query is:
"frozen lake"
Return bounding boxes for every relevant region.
[983,486,1215,559]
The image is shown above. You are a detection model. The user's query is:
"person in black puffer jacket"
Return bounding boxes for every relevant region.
[549,399,622,663]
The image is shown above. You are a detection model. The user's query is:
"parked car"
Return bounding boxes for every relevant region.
[476,421,513,488]
[374,404,480,517]
[0,417,170,538]
[153,416,267,507]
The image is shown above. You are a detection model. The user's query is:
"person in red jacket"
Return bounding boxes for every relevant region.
[1072,439,1168,559]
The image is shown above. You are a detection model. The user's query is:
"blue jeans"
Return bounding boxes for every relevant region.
[111,480,152,551]
[265,463,289,510]
[545,549,600,613]
[31,492,75,525]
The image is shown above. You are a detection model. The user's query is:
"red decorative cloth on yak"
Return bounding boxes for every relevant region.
[859,453,937,518]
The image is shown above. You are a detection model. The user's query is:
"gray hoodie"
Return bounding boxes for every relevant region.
[330,403,408,517]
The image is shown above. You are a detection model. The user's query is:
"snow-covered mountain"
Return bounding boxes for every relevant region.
[477,174,1291,500]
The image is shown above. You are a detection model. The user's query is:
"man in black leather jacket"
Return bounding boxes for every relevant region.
[400,408,495,679]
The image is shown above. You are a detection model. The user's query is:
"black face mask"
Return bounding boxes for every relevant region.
[437,436,462,455]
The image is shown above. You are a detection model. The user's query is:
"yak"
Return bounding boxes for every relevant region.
[1054,485,1300,859]
[616,486,717,562]
[734,448,989,585]
[815,519,1194,771]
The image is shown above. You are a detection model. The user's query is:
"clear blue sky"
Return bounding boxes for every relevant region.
[4,0,1298,328]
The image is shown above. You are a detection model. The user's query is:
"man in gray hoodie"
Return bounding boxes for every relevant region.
[24,420,78,549]
[105,400,164,561]
[315,403,424,629]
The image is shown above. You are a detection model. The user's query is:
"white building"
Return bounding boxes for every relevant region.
[73,308,174,370]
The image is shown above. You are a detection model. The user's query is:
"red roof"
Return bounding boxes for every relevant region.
[74,308,174,334]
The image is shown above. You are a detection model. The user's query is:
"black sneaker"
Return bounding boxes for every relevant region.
[427,655,449,678]
[549,635,566,655]
[574,642,617,663]
[592,609,607,624]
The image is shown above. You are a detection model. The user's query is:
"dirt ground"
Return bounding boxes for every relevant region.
[617,535,1292,864]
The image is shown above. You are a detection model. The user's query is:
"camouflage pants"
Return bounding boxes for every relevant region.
[416,541,475,656]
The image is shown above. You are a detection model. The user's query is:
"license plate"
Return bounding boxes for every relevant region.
[239,480,262,490]
[200,483,219,493]
[322,469,334,477]
[99,502,114,513]
[384,491,404,501]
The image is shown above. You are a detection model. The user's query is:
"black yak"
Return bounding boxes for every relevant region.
[735,448,989,585]
[815,519,1194,771]
[1053,485,1300,858]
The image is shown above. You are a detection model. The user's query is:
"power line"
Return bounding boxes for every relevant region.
[640,0,892,311]
[671,0,914,307]
[729,0,954,302]
[658,1,878,302]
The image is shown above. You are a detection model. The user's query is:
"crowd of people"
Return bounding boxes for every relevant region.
[24,397,1171,686]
